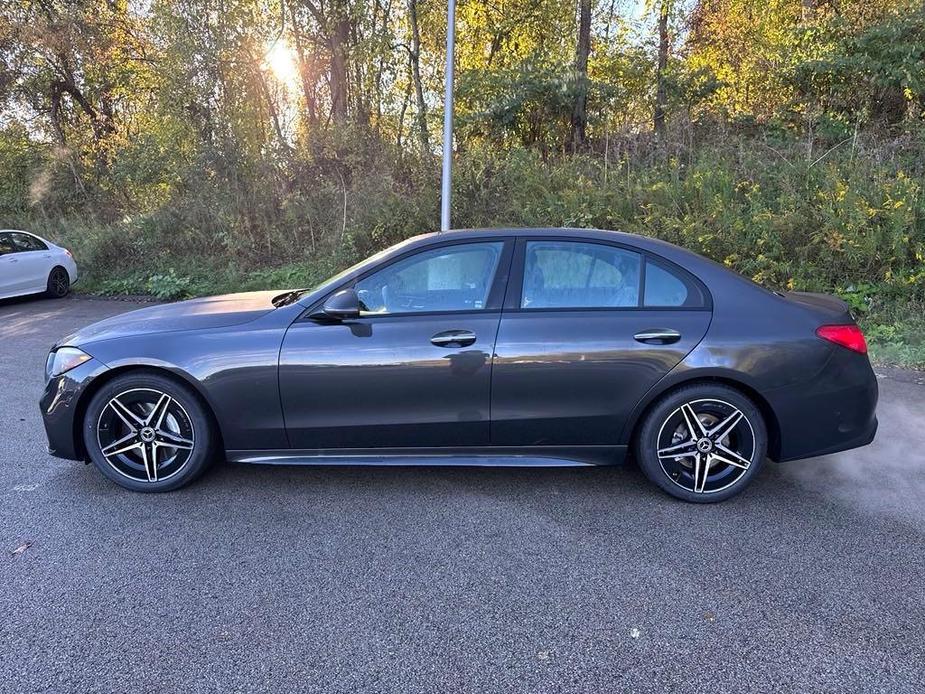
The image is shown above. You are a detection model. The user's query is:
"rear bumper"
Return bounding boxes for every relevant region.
[777,416,877,462]
[62,256,79,285]
[40,358,108,460]
[768,348,879,462]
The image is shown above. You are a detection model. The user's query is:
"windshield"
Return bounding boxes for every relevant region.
[271,243,412,307]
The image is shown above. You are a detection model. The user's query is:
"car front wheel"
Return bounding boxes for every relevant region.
[635,383,767,503]
[83,372,216,492]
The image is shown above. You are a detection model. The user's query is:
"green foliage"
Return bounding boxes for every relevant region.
[95,275,149,297]
[0,126,45,216]
[145,271,193,300]
[43,130,924,368]
[95,269,192,300]
[3,0,925,368]
[860,307,925,369]
[794,5,925,125]
[457,63,574,149]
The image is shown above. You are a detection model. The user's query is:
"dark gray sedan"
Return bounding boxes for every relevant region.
[40,228,877,502]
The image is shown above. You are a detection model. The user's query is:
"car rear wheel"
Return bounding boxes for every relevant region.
[83,372,216,492]
[46,267,70,298]
[634,384,767,503]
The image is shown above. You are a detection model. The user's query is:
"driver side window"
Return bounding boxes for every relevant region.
[355,242,504,315]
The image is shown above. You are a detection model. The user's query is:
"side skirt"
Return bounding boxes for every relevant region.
[226,445,626,467]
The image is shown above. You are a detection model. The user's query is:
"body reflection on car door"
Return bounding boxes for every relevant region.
[278,239,513,449]
[490,238,713,446]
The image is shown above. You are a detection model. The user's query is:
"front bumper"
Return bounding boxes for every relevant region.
[767,348,879,463]
[40,358,109,460]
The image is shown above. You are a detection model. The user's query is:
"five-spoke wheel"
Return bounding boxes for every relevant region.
[46,267,70,298]
[84,372,215,491]
[635,384,767,502]
[97,389,196,483]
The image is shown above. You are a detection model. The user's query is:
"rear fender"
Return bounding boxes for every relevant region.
[618,366,784,461]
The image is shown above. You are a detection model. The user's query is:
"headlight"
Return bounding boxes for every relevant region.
[46,347,92,380]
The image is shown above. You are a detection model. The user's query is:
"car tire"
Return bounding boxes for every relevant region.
[46,267,70,298]
[634,383,767,503]
[83,371,217,492]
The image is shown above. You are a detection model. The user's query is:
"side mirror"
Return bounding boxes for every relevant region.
[316,288,361,321]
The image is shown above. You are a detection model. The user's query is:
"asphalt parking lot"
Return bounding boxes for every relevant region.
[1,295,924,693]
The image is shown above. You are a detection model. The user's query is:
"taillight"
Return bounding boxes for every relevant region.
[64,249,73,258]
[816,324,867,354]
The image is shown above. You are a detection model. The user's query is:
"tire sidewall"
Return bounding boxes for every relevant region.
[84,372,214,492]
[635,384,768,503]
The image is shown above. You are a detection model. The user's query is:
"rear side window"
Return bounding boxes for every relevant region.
[521,241,642,309]
[644,260,706,308]
[0,234,13,255]
[10,233,47,252]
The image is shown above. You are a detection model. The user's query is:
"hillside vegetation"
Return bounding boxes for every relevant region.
[1,0,924,366]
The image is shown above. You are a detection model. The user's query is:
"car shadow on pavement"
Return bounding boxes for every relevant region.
[0,294,66,308]
[48,450,922,536]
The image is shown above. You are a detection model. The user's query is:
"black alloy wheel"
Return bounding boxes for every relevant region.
[47,267,70,298]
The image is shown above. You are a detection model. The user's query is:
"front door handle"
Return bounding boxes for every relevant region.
[431,330,476,348]
[634,329,681,344]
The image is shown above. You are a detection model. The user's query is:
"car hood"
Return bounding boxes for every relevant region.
[60,290,281,347]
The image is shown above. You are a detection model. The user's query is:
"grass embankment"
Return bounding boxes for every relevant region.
[23,141,925,369]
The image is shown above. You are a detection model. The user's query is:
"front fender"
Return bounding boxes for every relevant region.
[74,323,290,451]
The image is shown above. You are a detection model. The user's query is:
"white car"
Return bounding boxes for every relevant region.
[0,230,78,300]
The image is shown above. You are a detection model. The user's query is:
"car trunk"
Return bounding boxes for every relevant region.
[783,291,855,324]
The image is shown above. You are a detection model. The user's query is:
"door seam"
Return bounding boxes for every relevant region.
[488,239,519,444]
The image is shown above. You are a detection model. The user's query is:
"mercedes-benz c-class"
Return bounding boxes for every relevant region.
[40,228,877,502]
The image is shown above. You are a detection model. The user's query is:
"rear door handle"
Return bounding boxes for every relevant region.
[431,330,476,348]
[634,329,681,344]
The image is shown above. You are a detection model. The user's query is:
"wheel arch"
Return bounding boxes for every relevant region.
[47,264,69,287]
[622,371,782,461]
[72,364,225,460]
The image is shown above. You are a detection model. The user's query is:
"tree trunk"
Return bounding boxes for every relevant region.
[570,0,591,152]
[329,5,350,125]
[397,71,413,149]
[49,83,68,144]
[255,64,292,154]
[289,2,320,130]
[408,0,429,150]
[653,0,670,142]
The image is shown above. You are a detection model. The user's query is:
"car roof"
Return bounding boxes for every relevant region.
[0,229,44,240]
[408,226,671,247]
[415,227,637,241]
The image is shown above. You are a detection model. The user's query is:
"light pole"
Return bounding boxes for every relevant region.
[440,0,456,231]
